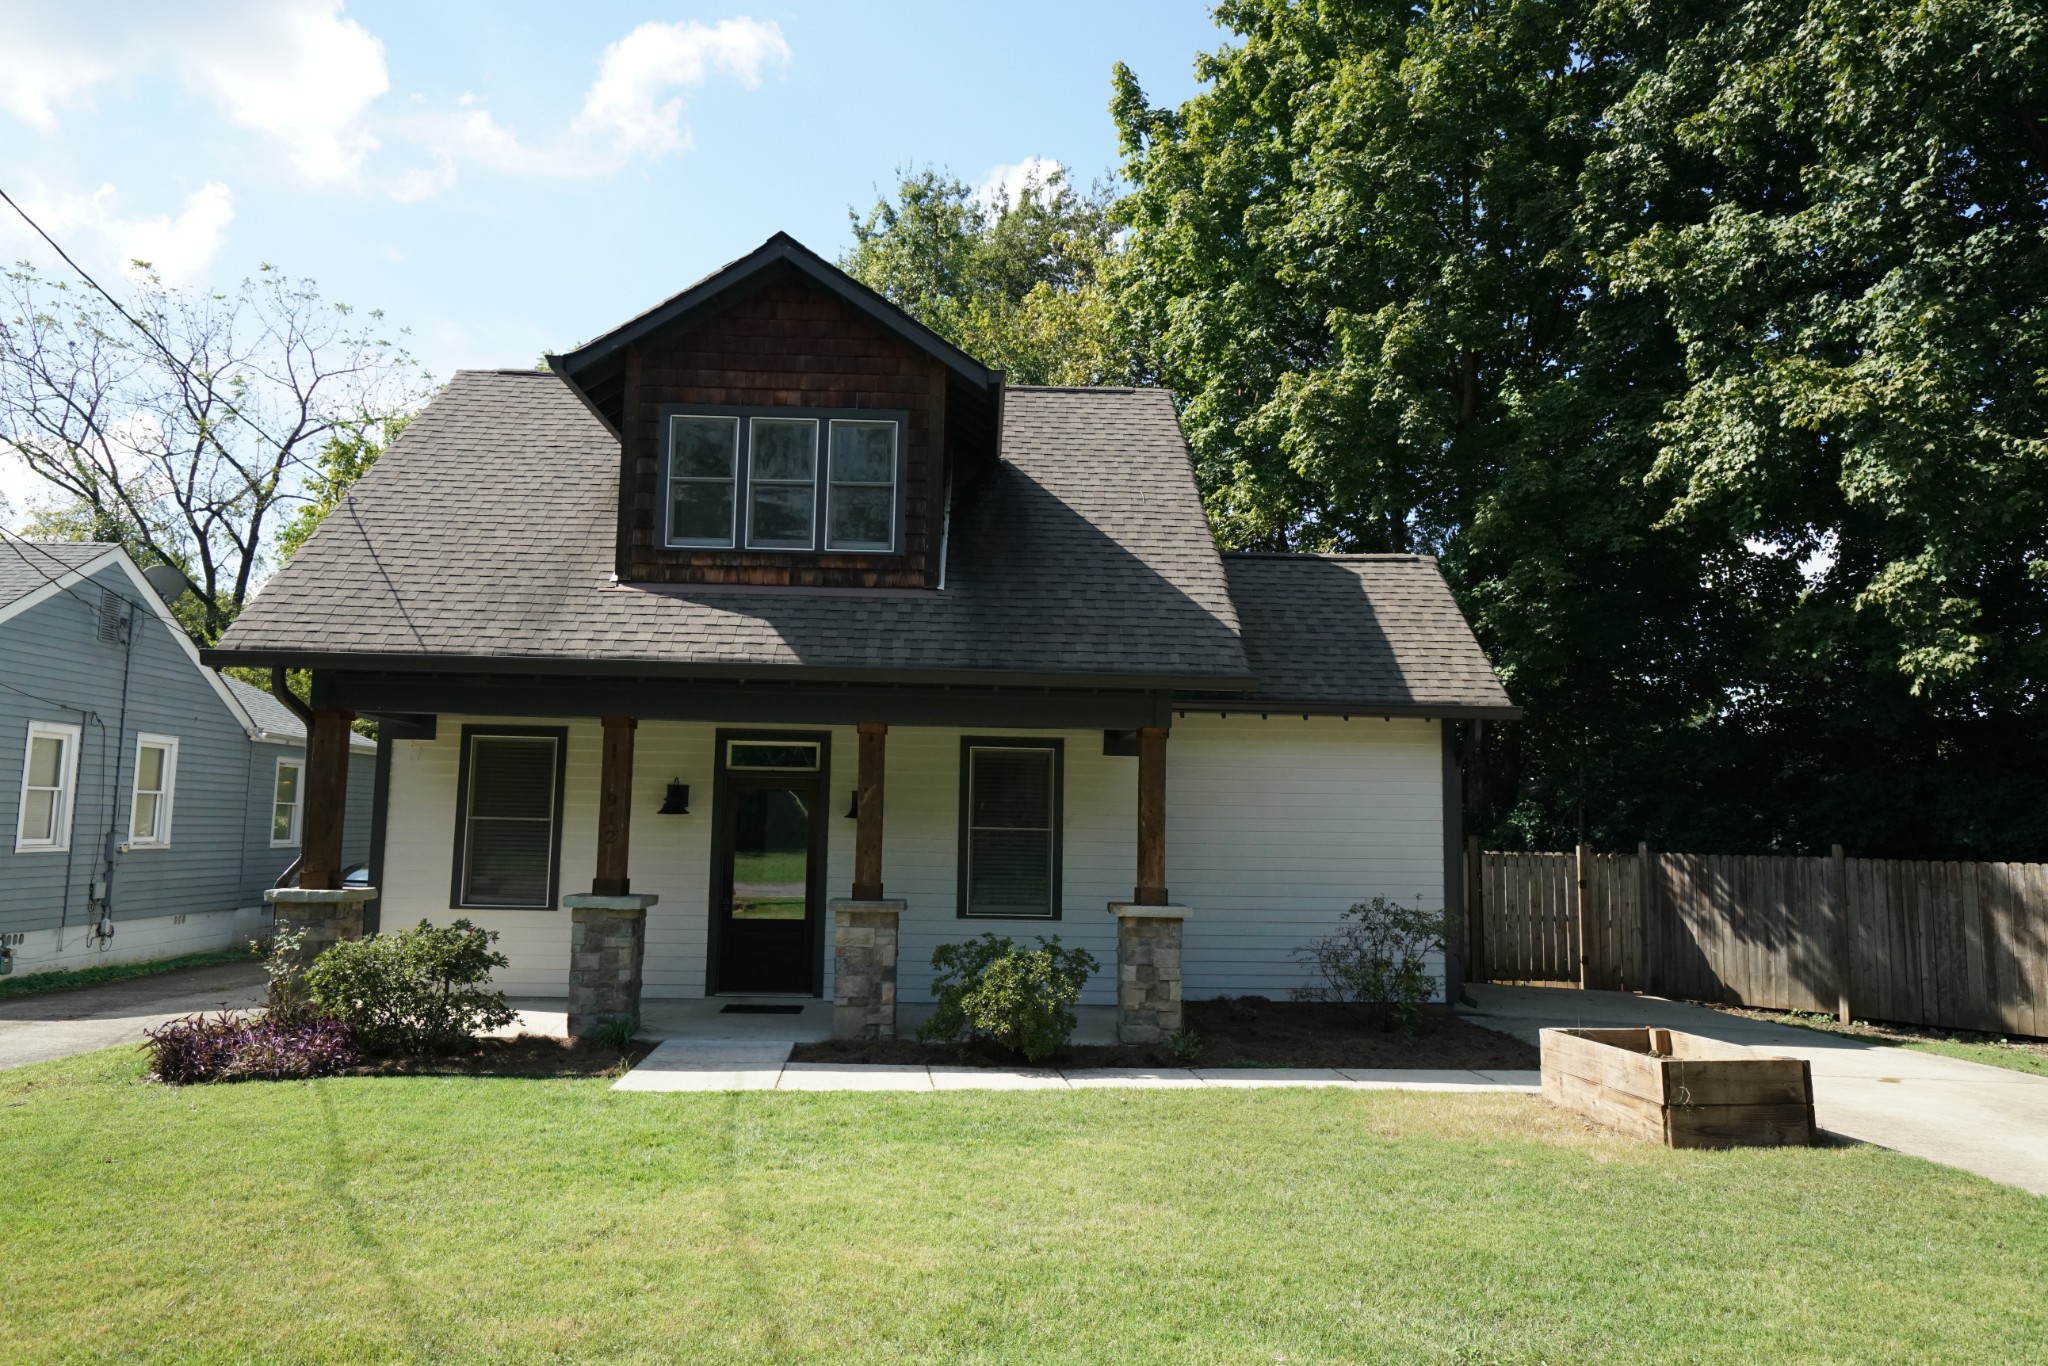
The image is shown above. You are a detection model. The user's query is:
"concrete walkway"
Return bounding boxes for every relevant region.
[0,961,266,1070]
[1464,984,2048,1195]
[610,1036,1540,1093]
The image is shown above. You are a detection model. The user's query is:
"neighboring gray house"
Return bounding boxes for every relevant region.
[0,539,372,976]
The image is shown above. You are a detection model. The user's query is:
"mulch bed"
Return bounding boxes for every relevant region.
[789,998,1538,1071]
[344,1036,657,1078]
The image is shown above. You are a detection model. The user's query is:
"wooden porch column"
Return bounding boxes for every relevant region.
[300,707,355,890]
[852,722,886,900]
[1134,725,1169,905]
[593,716,637,895]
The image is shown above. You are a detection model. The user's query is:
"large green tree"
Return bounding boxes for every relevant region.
[1111,0,2048,857]
[842,166,1130,385]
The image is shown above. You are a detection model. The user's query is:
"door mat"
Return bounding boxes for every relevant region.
[719,1004,805,1015]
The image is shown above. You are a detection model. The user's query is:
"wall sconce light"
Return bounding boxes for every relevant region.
[658,781,691,815]
[844,789,860,819]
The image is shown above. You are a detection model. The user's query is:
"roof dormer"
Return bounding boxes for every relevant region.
[548,233,1004,589]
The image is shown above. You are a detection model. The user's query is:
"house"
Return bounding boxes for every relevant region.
[0,539,374,976]
[205,233,1516,1040]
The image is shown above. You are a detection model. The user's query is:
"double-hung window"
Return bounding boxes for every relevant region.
[128,733,179,847]
[15,720,81,853]
[663,408,902,554]
[957,738,1063,919]
[453,727,567,910]
[271,758,303,847]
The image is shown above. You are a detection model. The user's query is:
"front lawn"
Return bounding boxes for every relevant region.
[4,1048,2043,1363]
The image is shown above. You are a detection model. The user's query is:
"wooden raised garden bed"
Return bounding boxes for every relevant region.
[1540,1027,1816,1149]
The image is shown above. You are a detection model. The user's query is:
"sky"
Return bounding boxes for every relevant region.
[0,0,1229,518]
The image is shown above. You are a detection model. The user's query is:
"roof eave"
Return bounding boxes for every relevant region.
[1172,696,1522,721]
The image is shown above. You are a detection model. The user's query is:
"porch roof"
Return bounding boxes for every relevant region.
[210,371,1258,691]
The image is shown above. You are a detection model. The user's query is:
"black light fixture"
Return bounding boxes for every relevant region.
[844,789,861,819]
[658,781,691,815]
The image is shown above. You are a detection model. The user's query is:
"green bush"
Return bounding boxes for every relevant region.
[304,919,516,1056]
[917,933,1099,1062]
[1292,896,1445,1031]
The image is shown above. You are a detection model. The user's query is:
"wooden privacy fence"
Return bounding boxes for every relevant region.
[1467,842,2048,1038]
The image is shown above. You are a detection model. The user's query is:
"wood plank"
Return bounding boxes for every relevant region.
[1663,1060,1813,1107]
[1665,1102,1815,1150]
[1544,1066,1667,1144]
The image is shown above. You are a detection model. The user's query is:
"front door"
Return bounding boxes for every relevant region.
[712,734,828,994]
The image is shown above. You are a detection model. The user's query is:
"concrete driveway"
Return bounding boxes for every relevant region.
[0,961,266,1071]
[1463,983,2048,1196]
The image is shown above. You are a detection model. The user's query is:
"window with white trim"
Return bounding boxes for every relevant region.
[16,721,82,853]
[271,757,304,847]
[128,733,179,847]
[663,408,902,554]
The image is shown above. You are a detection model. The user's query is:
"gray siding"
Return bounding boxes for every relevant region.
[0,562,373,937]
[236,743,375,896]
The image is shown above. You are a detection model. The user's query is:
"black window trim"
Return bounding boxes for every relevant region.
[956,735,1064,920]
[450,724,570,911]
[657,403,908,556]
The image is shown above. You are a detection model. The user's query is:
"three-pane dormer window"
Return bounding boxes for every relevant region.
[662,407,903,554]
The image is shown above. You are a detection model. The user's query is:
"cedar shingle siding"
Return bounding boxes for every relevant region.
[621,274,946,588]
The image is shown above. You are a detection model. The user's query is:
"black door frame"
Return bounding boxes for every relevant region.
[705,728,832,996]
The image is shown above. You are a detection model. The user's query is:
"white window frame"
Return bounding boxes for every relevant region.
[743,416,821,551]
[664,413,741,549]
[127,732,180,848]
[15,720,82,854]
[270,756,305,848]
[824,418,901,552]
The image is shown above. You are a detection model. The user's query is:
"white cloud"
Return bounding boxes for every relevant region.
[977,157,1066,213]
[0,1,388,186]
[0,182,235,286]
[574,18,791,157]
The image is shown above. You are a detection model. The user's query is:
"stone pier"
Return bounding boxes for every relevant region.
[264,886,376,965]
[831,899,904,1039]
[1109,903,1190,1044]
[564,894,656,1037]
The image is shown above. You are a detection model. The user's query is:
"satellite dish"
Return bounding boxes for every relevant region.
[142,563,189,602]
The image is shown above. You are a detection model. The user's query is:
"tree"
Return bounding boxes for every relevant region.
[0,262,432,643]
[842,166,1129,385]
[1111,0,2048,858]
[275,413,413,562]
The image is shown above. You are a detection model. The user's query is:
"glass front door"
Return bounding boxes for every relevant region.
[713,739,826,994]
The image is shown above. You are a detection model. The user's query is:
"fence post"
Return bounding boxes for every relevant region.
[1638,842,1654,994]
[1465,835,1484,983]
[1832,843,1852,1023]
[1575,843,1590,989]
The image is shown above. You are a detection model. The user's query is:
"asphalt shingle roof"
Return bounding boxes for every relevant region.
[1219,554,1516,715]
[0,540,114,607]
[215,372,1512,714]
[218,372,1255,686]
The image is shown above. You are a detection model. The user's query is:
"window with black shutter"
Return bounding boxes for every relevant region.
[957,738,1062,919]
[453,728,567,909]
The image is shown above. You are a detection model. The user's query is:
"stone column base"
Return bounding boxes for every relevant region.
[565,894,657,1037]
[1109,903,1190,1044]
[830,899,904,1039]
[264,886,376,964]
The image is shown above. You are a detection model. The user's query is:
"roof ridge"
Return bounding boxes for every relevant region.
[1222,551,1438,563]
[1005,384,1154,394]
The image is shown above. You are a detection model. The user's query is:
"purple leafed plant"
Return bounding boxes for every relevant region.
[143,1012,361,1085]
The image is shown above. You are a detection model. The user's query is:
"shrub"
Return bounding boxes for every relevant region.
[258,927,317,1026]
[144,1012,360,1085]
[1167,1027,1203,1063]
[1292,896,1445,1031]
[304,919,516,1056]
[917,933,1099,1062]
[588,1014,639,1052]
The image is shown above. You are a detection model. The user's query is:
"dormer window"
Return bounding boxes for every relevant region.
[662,406,905,554]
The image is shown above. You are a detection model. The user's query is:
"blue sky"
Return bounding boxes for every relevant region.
[0,1,1227,513]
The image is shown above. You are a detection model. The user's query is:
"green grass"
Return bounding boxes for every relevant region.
[1716,1005,2048,1079]
[0,946,259,1001]
[3,1049,2044,1363]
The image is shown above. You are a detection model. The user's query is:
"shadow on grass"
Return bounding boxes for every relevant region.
[315,1082,444,1359]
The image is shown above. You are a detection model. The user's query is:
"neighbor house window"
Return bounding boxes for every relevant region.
[452,727,567,910]
[271,758,304,847]
[128,733,179,847]
[957,738,1063,919]
[663,407,902,554]
[15,720,81,853]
